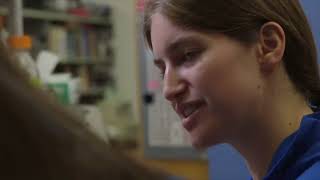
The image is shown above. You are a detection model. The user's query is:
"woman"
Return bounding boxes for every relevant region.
[0,42,168,179]
[144,0,320,179]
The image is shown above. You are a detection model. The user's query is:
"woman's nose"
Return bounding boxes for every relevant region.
[163,68,186,102]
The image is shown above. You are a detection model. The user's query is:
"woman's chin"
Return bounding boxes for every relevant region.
[189,130,223,150]
[191,139,223,151]
[187,115,224,150]
[190,135,213,150]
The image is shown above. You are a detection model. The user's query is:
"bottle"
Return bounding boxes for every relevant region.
[8,35,40,86]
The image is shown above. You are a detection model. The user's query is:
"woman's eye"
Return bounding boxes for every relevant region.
[158,66,165,79]
[160,71,165,79]
[185,51,198,61]
[181,50,201,64]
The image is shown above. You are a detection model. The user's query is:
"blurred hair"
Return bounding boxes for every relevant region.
[0,42,167,180]
[144,0,320,104]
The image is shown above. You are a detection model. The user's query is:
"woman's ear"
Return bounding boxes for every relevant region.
[257,21,286,73]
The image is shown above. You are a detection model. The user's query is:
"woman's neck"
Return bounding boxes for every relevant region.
[237,97,311,180]
[231,70,313,180]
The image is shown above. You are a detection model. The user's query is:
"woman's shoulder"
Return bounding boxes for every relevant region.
[293,113,320,178]
[267,113,320,179]
[298,161,320,180]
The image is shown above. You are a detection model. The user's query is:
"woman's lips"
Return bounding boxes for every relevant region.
[181,103,205,132]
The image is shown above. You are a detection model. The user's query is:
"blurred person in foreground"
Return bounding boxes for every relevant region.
[0,41,170,180]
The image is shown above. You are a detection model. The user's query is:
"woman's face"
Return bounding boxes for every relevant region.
[150,13,264,149]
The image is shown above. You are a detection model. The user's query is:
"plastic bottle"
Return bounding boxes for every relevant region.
[8,35,39,79]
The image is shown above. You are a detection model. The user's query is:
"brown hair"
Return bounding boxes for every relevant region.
[144,0,320,104]
[0,42,167,179]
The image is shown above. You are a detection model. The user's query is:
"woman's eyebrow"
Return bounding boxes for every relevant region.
[165,35,204,55]
[152,35,204,65]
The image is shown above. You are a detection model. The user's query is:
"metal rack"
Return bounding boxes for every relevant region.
[0,6,110,26]
[59,58,112,65]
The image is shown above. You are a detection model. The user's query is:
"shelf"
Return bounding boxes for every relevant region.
[0,7,110,26]
[79,88,105,104]
[81,87,105,96]
[59,58,111,65]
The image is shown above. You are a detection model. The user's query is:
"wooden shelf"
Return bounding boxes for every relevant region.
[81,87,105,96]
[59,58,111,65]
[0,7,110,26]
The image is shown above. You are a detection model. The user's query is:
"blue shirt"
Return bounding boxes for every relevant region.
[256,112,320,180]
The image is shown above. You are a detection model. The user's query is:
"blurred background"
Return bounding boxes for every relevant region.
[0,0,318,179]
